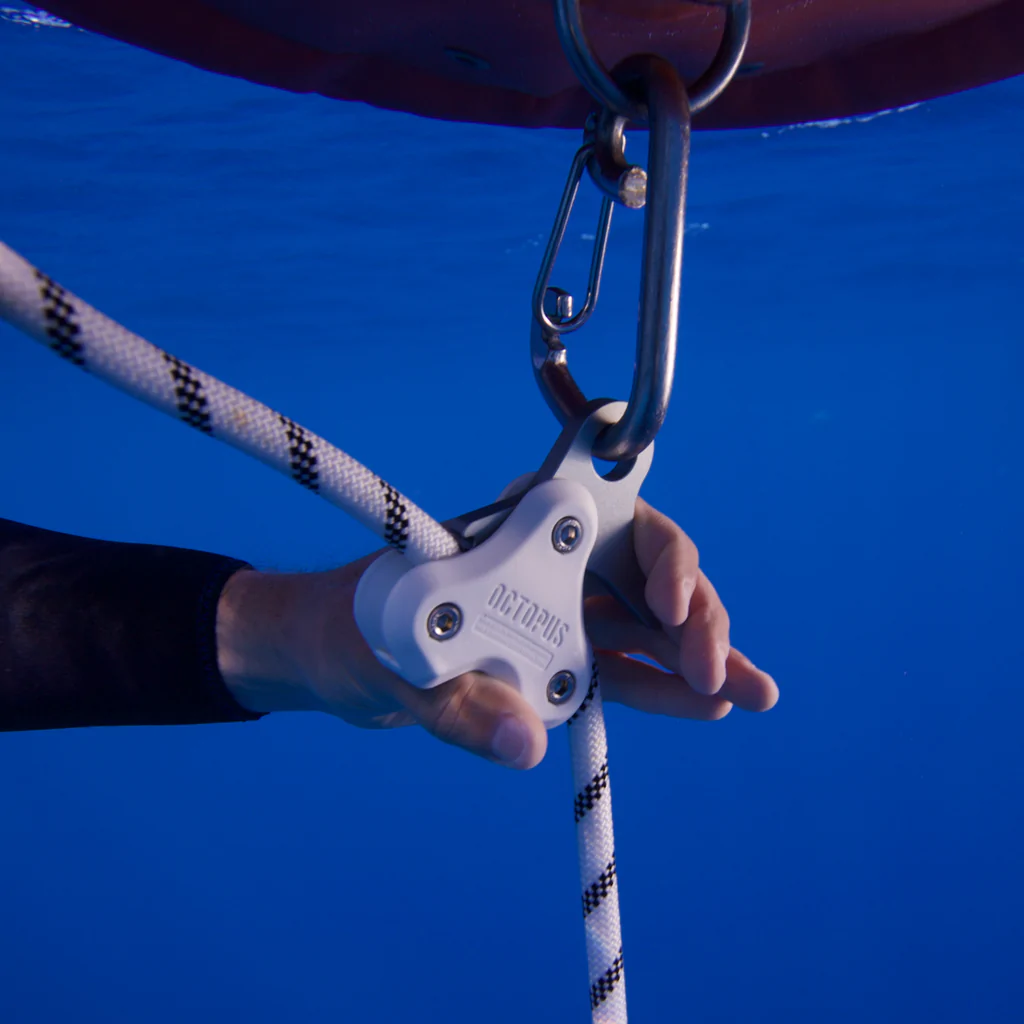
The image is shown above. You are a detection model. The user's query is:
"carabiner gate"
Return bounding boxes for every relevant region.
[531,143,615,338]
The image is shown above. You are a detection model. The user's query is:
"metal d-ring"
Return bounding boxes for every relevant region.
[532,54,690,463]
[553,0,752,123]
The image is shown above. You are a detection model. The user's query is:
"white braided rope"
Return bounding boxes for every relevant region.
[0,241,458,564]
[569,664,627,1021]
[0,240,627,1022]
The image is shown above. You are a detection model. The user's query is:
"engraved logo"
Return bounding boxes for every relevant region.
[486,582,569,649]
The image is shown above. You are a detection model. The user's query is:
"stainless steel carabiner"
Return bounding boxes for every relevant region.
[532,54,691,463]
[531,1,752,462]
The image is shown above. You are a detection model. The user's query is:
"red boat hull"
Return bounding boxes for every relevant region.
[45,0,1024,128]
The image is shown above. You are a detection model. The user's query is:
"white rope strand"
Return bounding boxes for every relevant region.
[569,664,627,1022]
[0,239,626,1023]
[0,241,459,565]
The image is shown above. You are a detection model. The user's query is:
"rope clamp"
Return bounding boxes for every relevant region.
[353,401,653,728]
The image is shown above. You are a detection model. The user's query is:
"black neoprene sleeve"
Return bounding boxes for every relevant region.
[0,517,264,731]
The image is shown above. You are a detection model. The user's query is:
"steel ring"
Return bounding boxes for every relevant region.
[553,0,752,123]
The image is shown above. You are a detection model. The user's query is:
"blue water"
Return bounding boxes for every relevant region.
[2,10,1022,1023]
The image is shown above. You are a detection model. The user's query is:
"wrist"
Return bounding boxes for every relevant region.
[216,569,325,714]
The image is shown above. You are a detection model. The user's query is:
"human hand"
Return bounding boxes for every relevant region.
[217,499,778,770]
[585,498,779,720]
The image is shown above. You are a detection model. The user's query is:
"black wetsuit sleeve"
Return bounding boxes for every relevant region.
[0,517,264,731]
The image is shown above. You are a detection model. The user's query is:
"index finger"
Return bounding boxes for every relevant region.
[633,500,732,694]
[633,498,701,628]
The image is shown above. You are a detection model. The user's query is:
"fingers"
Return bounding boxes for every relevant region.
[678,570,731,695]
[721,647,780,713]
[596,651,733,720]
[633,499,731,695]
[586,595,680,668]
[397,641,778,761]
[633,499,700,627]
[398,672,548,771]
[598,647,778,718]
[587,597,778,714]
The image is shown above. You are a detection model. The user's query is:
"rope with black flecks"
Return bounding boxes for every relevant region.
[0,240,627,1023]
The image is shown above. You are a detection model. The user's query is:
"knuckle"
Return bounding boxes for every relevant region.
[428,674,477,745]
[718,605,731,635]
[693,602,717,630]
[657,537,698,585]
[692,601,729,642]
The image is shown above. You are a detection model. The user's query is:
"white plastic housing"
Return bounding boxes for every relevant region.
[354,479,598,728]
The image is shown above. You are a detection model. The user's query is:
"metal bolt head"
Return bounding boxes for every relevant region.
[552,516,583,553]
[547,671,576,705]
[542,287,574,324]
[618,165,647,210]
[427,603,462,641]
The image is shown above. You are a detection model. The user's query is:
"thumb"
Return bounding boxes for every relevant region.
[403,672,548,770]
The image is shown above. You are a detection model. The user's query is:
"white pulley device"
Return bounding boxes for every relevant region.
[353,478,599,728]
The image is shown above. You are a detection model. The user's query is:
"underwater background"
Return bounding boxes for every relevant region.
[1,8,1022,1022]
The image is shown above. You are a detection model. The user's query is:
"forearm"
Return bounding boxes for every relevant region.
[0,517,262,731]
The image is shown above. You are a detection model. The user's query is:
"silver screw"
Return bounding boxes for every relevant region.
[547,671,576,705]
[552,517,583,553]
[427,603,462,641]
[618,165,647,210]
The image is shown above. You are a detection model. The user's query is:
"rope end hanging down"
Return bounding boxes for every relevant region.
[569,665,628,1023]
